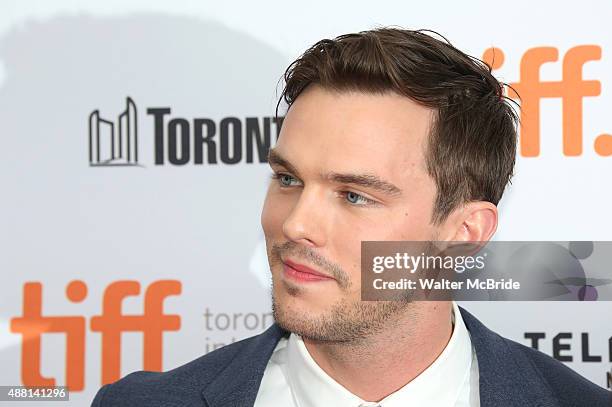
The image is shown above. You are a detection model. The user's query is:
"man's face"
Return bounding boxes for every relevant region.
[261,84,441,341]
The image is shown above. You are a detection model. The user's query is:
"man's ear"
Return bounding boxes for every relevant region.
[441,201,498,243]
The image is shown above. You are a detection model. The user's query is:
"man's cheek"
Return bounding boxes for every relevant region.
[262,196,293,232]
[261,200,281,236]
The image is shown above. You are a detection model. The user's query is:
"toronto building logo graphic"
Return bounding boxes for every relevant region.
[86,97,283,167]
[88,97,140,167]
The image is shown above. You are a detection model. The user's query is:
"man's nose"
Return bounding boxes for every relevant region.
[282,186,328,248]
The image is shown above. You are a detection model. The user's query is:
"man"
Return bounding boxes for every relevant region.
[92,28,610,406]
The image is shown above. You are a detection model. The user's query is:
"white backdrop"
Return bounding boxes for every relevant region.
[1,1,611,405]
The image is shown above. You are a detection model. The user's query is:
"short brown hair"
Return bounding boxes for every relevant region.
[276,27,519,224]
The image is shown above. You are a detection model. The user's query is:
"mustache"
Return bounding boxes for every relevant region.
[271,241,351,289]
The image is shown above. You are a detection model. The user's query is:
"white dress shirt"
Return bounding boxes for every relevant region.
[254,301,480,407]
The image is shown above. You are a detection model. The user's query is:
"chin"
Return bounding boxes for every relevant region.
[271,289,356,341]
[272,304,327,340]
[271,289,326,337]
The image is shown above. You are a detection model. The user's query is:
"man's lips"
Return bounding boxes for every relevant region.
[282,259,335,282]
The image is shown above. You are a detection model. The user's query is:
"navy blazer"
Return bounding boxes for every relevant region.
[91,307,611,406]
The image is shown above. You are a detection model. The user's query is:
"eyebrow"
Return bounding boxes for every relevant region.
[267,148,403,197]
[267,148,303,178]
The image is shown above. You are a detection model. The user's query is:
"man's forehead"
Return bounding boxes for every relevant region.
[274,87,431,185]
[282,85,431,151]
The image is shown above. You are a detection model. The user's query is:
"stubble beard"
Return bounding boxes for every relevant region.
[271,280,413,343]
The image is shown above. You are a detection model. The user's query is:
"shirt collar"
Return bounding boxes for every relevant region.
[284,301,473,407]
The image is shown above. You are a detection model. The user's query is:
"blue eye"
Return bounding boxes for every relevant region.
[345,191,375,206]
[271,173,301,187]
[279,174,294,186]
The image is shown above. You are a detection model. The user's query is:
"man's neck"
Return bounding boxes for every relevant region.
[301,302,454,403]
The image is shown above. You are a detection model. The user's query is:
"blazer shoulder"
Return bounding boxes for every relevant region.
[90,332,263,407]
[503,337,611,407]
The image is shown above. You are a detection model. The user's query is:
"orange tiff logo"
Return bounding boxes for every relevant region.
[10,280,181,392]
[482,45,612,157]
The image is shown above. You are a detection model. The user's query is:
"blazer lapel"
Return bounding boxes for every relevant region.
[201,323,288,407]
[459,306,560,407]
